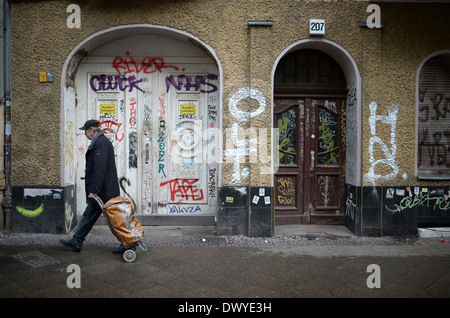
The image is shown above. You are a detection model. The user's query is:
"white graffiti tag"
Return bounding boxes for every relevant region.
[365,101,399,185]
[225,86,266,183]
[228,86,266,122]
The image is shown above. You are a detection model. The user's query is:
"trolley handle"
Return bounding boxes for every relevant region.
[88,194,104,209]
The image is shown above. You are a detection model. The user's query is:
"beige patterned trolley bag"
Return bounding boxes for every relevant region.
[89,195,147,262]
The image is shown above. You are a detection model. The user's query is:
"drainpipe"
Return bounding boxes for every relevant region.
[1,0,11,232]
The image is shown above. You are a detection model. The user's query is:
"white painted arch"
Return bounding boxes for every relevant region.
[60,24,224,187]
[272,38,362,186]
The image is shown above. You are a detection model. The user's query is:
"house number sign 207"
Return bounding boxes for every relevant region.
[309,19,325,35]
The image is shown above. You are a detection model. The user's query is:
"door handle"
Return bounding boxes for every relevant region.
[310,151,315,170]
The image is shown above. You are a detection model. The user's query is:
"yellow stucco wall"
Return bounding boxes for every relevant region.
[10,0,450,187]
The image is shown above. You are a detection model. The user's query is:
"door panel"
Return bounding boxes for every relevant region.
[274,96,346,225]
[75,61,219,218]
[274,100,305,224]
[309,98,346,224]
[157,69,218,215]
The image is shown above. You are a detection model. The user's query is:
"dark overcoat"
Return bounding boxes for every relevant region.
[84,132,120,203]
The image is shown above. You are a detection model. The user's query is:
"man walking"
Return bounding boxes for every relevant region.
[60,119,120,252]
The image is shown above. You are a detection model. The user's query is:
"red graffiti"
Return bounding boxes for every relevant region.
[160,178,204,203]
[113,51,182,75]
[100,120,124,142]
[129,101,137,128]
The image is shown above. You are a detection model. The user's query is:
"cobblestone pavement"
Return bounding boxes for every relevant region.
[0,224,417,248]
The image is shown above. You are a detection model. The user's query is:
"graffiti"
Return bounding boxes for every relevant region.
[64,109,74,179]
[160,178,204,203]
[345,192,357,222]
[277,109,296,165]
[340,100,346,149]
[277,196,295,206]
[208,103,217,128]
[15,188,63,218]
[129,101,137,128]
[224,123,257,183]
[365,101,399,185]
[277,178,295,196]
[165,74,218,94]
[418,128,450,167]
[419,92,450,122]
[385,191,450,213]
[224,87,267,183]
[324,100,337,113]
[100,120,124,142]
[228,86,266,122]
[90,74,147,93]
[276,177,295,206]
[318,109,339,165]
[65,201,74,233]
[346,88,358,183]
[159,96,167,121]
[78,145,86,155]
[128,131,137,169]
[418,89,450,169]
[158,132,166,177]
[168,205,202,214]
[318,175,335,207]
[113,52,181,75]
[15,204,45,218]
[157,96,167,178]
[208,168,216,197]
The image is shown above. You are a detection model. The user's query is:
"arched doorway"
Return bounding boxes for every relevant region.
[61,25,223,225]
[273,49,348,225]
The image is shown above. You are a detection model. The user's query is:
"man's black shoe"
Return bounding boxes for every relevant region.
[112,243,126,254]
[60,239,81,252]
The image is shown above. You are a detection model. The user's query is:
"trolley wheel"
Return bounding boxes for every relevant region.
[123,249,136,262]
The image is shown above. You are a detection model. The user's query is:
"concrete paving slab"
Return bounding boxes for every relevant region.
[418,227,450,238]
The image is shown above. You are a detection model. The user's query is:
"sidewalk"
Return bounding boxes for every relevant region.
[1,225,450,299]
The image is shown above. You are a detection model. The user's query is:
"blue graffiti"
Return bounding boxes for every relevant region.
[165,74,218,94]
[90,74,147,93]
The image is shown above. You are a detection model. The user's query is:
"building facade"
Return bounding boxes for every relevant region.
[3,0,450,236]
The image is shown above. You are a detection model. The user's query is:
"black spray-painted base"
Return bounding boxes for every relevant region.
[345,184,450,236]
[12,185,77,234]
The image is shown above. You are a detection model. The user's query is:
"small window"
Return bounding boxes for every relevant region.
[417,53,450,179]
[275,49,346,87]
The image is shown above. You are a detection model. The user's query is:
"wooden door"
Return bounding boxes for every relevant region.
[274,99,306,224]
[308,97,346,224]
[274,96,346,225]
